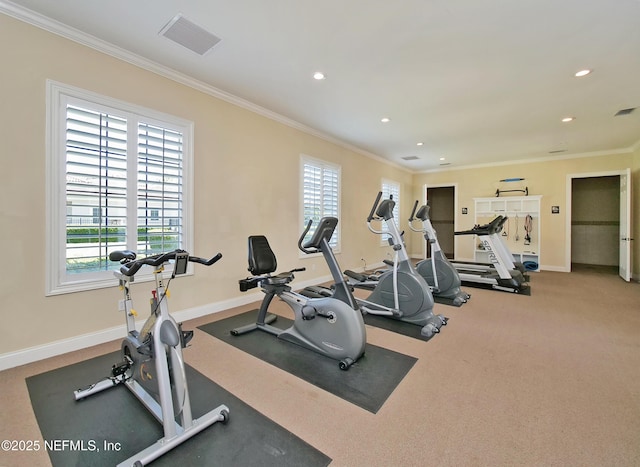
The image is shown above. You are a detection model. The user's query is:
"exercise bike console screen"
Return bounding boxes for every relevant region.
[173,251,189,276]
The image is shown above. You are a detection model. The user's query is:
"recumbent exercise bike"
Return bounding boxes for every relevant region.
[231,217,366,370]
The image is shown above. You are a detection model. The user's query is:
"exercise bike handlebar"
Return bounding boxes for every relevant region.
[367,191,383,222]
[408,200,419,222]
[367,192,397,235]
[298,217,339,254]
[298,219,317,254]
[115,249,223,277]
[408,200,423,233]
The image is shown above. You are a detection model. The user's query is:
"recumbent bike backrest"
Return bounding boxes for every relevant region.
[247,235,278,276]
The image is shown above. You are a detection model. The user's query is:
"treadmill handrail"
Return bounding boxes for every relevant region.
[455,216,505,236]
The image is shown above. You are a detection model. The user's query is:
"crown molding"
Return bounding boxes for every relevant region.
[0,1,409,173]
[418,146,637,174]
[2,1,635,176]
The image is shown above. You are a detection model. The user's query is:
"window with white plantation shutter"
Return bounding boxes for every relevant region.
[300,156,340,251]
[65,105,129,274]
[46,81,193,295]
[137,123,183,257]
[381,179,401,244]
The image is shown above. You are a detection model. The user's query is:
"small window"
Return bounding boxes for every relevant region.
[300,155,341,251]
[381,179,401,244]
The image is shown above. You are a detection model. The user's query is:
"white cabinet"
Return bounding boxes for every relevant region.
[473,195,541,271]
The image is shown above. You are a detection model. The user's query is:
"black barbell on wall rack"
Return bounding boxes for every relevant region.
[495,186,528,197]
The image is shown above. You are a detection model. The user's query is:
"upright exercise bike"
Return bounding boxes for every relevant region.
[74,249,229,467]
[409,200,470,307]
[231,217,366,370]
[344,192,447,339]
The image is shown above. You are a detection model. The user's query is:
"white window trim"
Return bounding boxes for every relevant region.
[45,80,194,295]
[299,154,341,256]
[381,178,401,245]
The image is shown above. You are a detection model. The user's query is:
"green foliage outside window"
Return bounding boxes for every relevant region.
[65,227,179,273]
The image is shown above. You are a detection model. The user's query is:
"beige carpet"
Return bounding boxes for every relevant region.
[1,268,639,466]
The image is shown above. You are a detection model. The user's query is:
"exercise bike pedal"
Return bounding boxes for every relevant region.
[111,358,132,378]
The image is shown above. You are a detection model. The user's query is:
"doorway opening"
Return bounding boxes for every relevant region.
[571,176,619,274]
[566,168,632,281]
[425,185,456,259]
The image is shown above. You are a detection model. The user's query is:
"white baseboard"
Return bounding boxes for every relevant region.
[540,265,569,272]
[0,274,333,372]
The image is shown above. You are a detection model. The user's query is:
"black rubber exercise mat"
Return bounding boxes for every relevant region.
[26,352,331,467]
[460,280,532,295]
[198,310,417,414]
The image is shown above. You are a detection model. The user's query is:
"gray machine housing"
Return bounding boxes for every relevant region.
[409,201,470,307]
[344,192,447,339]
[232,217,366,370]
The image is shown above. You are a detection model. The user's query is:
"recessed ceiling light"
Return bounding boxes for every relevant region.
[562,117,575,122]
[439,157,445,161]
[575,69,591,77]
[416,142,424,146]
[381,117,390,123]
[313,72,326,80]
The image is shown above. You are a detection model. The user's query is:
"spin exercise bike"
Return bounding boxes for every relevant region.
[74,249,229,467]
[343,192,447,339]
[408,200,470,307]
[231,217,366,370]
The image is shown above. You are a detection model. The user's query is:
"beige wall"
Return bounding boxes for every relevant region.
[0,15,412,358]
[634,146,640,274]
[412,152,639,275]
[0,14,637,363]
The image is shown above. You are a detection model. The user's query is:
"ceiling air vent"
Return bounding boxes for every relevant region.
[401,156,420,161]
[549,149,568,154]
[159,14,221,55]
[614,108,636,116]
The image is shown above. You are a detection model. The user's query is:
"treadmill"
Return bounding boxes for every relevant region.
[452,216,530,294]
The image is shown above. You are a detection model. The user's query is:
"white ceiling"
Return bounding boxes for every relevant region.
[4,0,640,171]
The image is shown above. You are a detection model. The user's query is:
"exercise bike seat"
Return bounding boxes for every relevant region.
[108,250,137,262]
[247,235,296,286]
